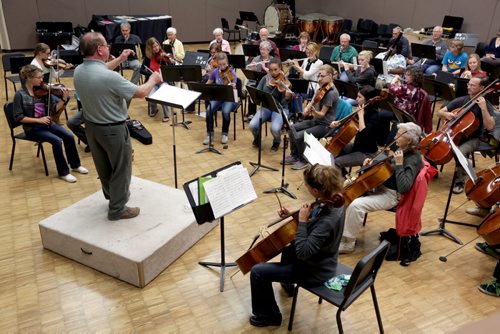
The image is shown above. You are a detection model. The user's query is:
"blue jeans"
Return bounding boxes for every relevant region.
[249,107,288,145]
[25,123,80,176]
[422,64,440,76]
[206,100,238,135]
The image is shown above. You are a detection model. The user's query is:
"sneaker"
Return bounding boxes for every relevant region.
[149,109,158,117]
[72,166,88,174]
[108,206,140,221]
[252,138,259,147]
[452,183,464,194]
[478,279,500,297]
[249,313,282,327]
[291,160,309,170]
[466,207,490,218]
[270,142,280,152]
[475,242,500,259]
[162,116,170,123]
[221,134,228,144]
[339,237,356,254]
[282,155,298,165]
[59,173,77,183]
[203,135,210,145]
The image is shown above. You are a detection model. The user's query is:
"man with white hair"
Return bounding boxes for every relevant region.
[114,22,142,84]
[162,27,185,63]
[330,33,358,63]
[339,122,424,253]
[254,27,280,58]
[390,26,411,59]
[407,26,448,76]
[209,27,231,53]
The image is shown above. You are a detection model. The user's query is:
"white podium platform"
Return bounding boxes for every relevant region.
[39,176,217,287]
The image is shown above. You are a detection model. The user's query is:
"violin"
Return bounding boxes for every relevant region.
[154,50,174,65]
[420,79,499,165]
[465,163,499,209]
[33,82,68,99]
[219,66,235,85]
[268,71,293,95]
[43,57,74,70]
[324,90,388,157]
[235,198,343,275]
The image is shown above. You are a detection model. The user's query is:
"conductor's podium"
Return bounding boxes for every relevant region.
[39,176,217,287]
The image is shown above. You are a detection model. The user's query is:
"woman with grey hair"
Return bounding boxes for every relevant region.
[246,40,273,73]
[209,27,231,53]
[339,122,424,253]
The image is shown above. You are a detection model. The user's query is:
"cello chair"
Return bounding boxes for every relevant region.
[288,241,390,333]
[4,102,49,176]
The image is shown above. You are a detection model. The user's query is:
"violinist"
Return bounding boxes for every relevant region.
[162,27,185,64]
[203,52,239,145]
[31,43,73,83]
[289,42,323,115]
[203,42,222,81]
[209,27,231,54]
[13,65,88,183]
[249,164,344,327]
[437,76,495,194]
[249,58,293,152]
[140,37,170,122]
[284,65,339,170]
[114,22,142,84]
[460,53,487,79]
[331,86,382,176]
[340,122,424,254]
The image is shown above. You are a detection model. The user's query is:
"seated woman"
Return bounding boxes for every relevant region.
[31,42,74,83]
[288,42,323,115]
[249,58,293,152]
[339,122,424,253]
[482,29,500,67]
[13,65,87,183]
[284,64,339,170]
[203,52,239,145]
[331,86,382,176]
[460,53,487,79]
[292,31,311,52]
[209,27,231,54]
[162,27,185,64]
[140,37,171,122]
[203,42,222,81]
[442,39,468,75]
[249,164,344,327]
[375,41,406,88]
[340,50,377,87]
[388,67,432,134]
[246,40,274,73]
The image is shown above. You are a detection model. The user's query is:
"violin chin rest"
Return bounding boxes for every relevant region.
[330,193,345,208]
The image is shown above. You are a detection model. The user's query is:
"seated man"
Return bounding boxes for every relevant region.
[114,22,142,85]
[389,26,411,59]
[407,26,448,76]
[330,33,358,64]
[254,27,280,58]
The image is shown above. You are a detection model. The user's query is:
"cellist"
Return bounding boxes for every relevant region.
[340,122,424,254]
[283,64,340,170]
[437,76,495,194]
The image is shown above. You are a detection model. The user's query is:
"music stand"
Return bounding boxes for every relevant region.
[385,101,417,124]
[227,54,246,69]
[162,44,174,55]
[422,78,455,128]
[288,79,310,95]
[246,85,280,176]
[188,82,237,155]
[334,79,359,99]
[161,65,202,129]
[242,43,260,58]
[240,11,260,24]
[183,51,209,67]
[279,48,306,62]
[371,58,384,75]
[410,43,436,64]
[263,101,297,199]
[146,83,201,188]
[241,69,266,85]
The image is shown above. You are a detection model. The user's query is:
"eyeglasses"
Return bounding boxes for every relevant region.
[33,76,43,80]
[317,74,330,78]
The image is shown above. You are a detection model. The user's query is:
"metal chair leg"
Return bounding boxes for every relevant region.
[9,141,16,170]
[287,286,300,331]
[370,285,384,334]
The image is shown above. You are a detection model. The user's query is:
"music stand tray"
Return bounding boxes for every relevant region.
[241,69,266,84]
[227,54,246,69]
[110,43,137,58]
[288,79,310,95]
[183,51,209,67]
[334,79,359,100]
[240,11,259,23]
[279,49,306,62]
[242,43,260,57]
[411,43,436,60]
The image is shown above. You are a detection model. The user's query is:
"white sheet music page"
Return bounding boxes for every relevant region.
[202,164,257,219]
[447,132,477,182]
[147,83,201,109]
[303,132,334,166]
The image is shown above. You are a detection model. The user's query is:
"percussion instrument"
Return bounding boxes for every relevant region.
[297,13,322,42]
[264,4,293,35]
[320,16,344,44]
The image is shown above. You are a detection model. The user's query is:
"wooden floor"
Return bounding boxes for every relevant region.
[1,43,499,333]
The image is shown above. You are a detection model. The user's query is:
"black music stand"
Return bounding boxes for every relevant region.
[334,79,359,99]
[183,161,257,292]
[227,54,246,69]
[410,43,436,65]
[420,135,478,244]
[263,100,297,199]
[161,65,202,129]
[422,78,455,128]
[279,49,306,62]
[146,83,201,188]
[242,69,266,85]
[162,44,174,55]
[242,44,260,58]
[246,85,279,177]
[110,43,138,58]
[188,82,237,155]
[183,51,209,67]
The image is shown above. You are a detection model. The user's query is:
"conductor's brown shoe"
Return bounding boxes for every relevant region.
[108,207,140,221]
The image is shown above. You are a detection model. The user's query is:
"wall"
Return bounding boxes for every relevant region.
[2,0,499,50]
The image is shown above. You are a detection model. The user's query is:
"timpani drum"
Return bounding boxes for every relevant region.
[320,16,344,44]
[264,4,293,35]
[297,13,322,41]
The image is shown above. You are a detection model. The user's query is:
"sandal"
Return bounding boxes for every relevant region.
[162,117,170,122]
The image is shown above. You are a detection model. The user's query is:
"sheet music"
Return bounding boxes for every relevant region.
[303,132,334,166]
[147,83,201,109]
[202,164,257,219]
[447,132,477,181]
[382,61,389,75]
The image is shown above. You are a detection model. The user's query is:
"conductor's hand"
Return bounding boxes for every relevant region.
[119,49,135,62]
[298,203,313,223]
[149,71,162,85]
[278,207,291,218]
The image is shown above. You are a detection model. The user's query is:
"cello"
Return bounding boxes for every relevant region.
[235,198,343,275]
[477,203,500,247]
[465,163,500,209]
[420,79,499,165]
